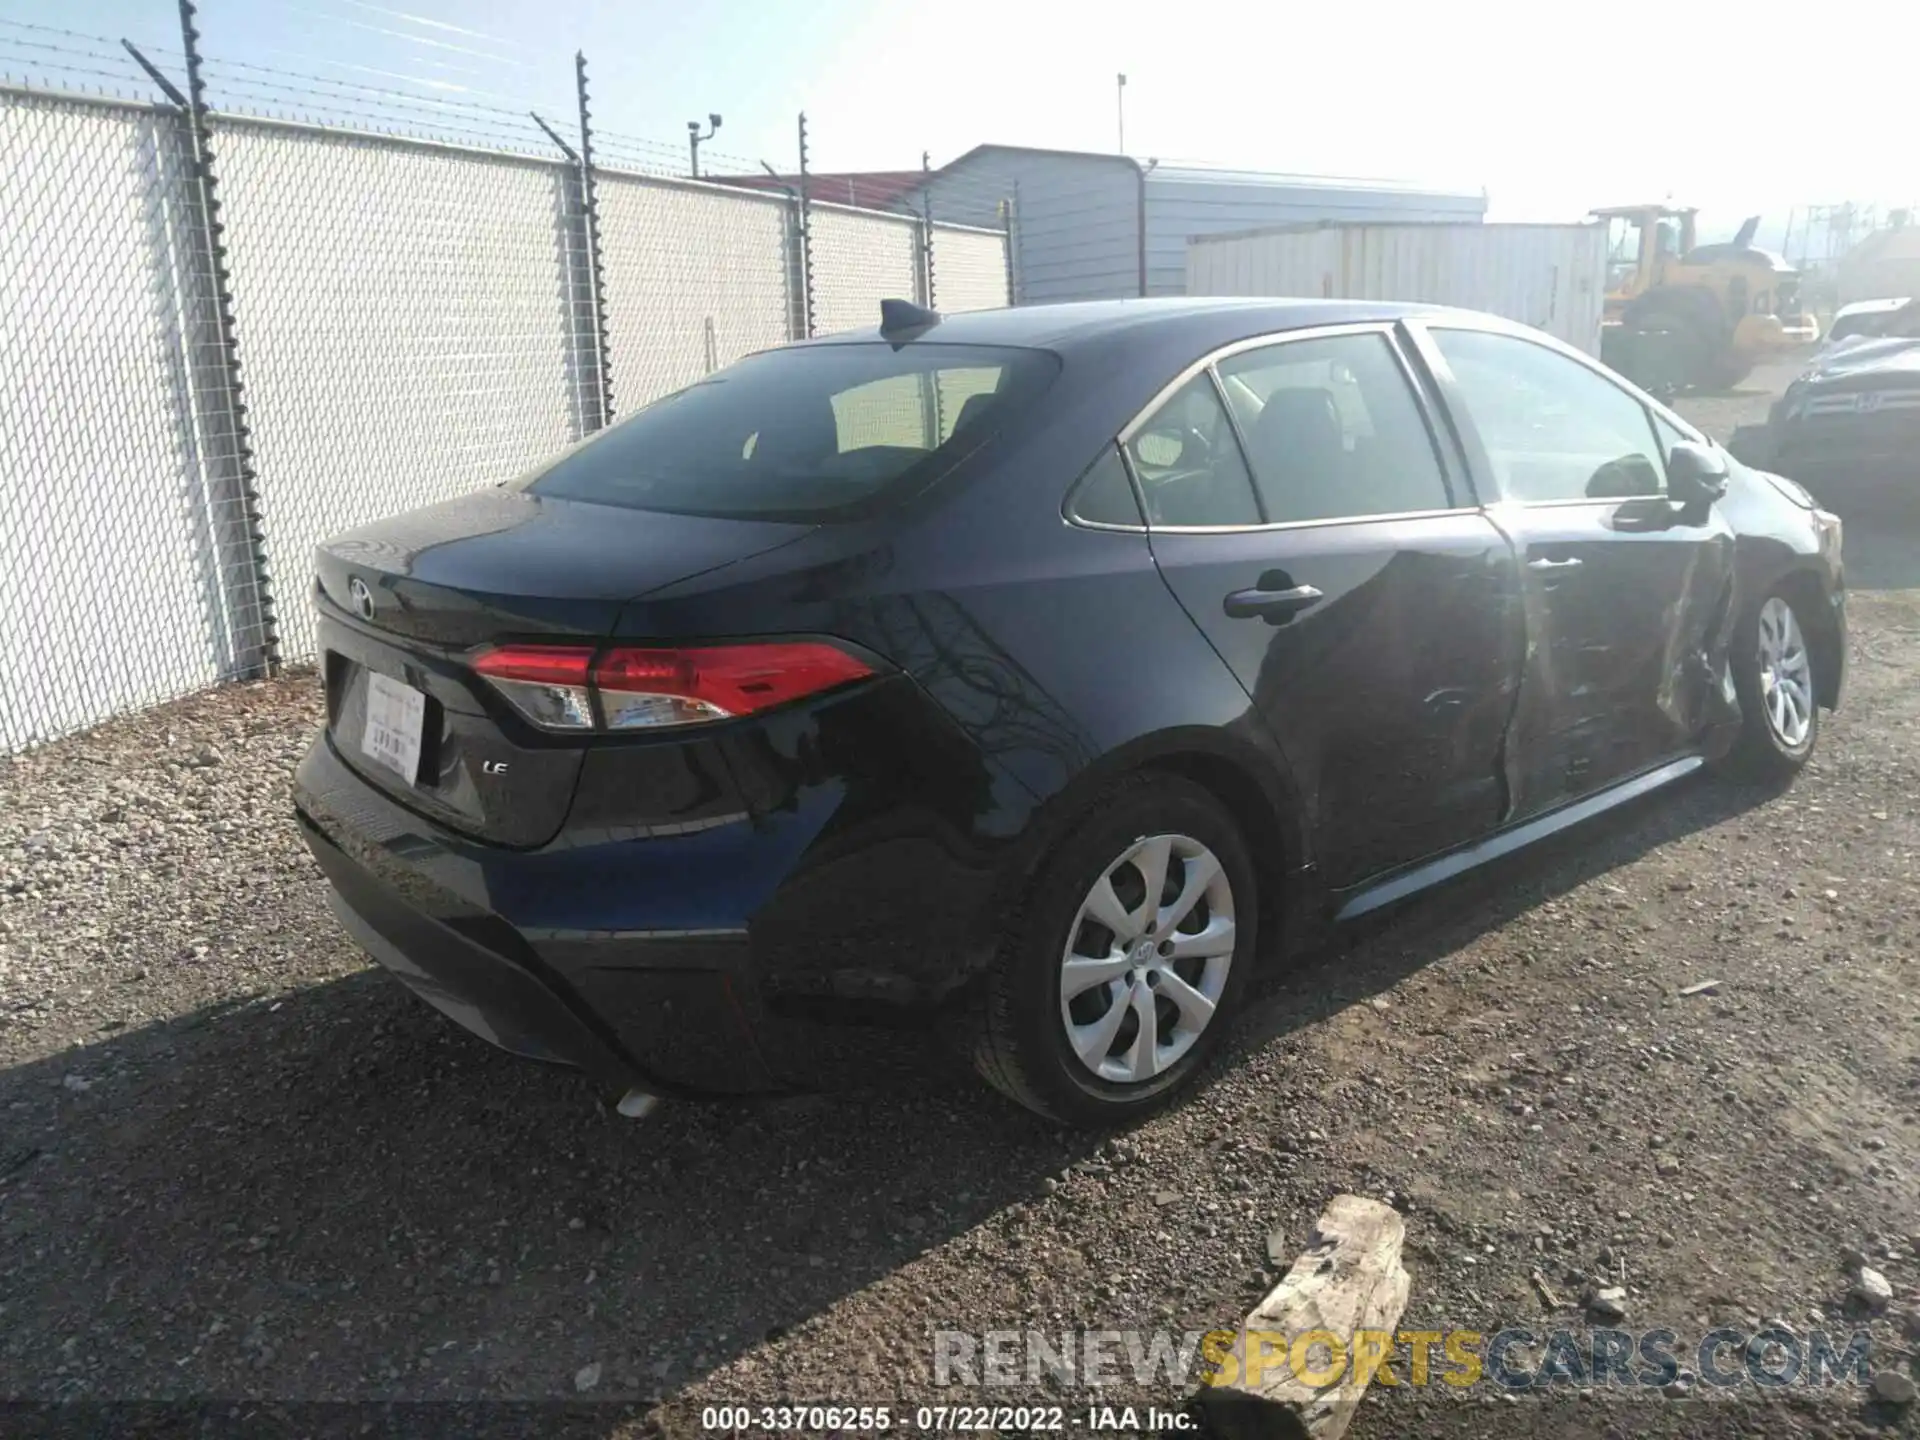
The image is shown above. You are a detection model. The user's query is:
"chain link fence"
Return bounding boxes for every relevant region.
[0,49,1013,752]
[595,171,794,415]
[809,203,923,337]
[211,118,591,664]
[0,88,250,747]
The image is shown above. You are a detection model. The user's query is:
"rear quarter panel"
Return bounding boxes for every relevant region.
[610,359,1314,910]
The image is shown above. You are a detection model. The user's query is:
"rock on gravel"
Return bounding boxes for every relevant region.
[1586,1287,1628,1323]
[1874,1370,1917,1406]
[1850,1267,1894,1313]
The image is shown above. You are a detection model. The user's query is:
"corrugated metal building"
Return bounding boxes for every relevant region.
[1188,222,1608,353]
[912,145,1485,304]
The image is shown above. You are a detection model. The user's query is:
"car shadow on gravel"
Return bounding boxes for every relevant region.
[0,770,1784,1428]
[1230,768,1783,1058]
[0,957,1081,1415]
[1822,504,1920,592]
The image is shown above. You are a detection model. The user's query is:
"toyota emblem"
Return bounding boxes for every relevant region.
[348,576,376,620]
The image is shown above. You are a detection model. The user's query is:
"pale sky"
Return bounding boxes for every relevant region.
[7,0,1915,242]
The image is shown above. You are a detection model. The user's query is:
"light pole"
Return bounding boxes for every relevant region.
[1116,73,1126,154]
[687,112,721,177]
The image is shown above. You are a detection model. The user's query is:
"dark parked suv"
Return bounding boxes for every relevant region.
[294,299,1846,1125]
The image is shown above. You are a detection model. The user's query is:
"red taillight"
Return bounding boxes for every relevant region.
[472,641,872,732]
[472,646,596,730]
[472,647,596,687]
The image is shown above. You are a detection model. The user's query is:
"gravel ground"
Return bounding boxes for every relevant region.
[3,363,1917,1439]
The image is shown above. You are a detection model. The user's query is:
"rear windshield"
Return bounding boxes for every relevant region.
[1830,303,1920,343]
[527,343,1060,521]
[1829,313,1882,343]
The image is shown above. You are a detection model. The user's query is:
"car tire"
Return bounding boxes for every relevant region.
[965,773,1258,1126]
[1622,292,1715,387]
[1702,350,1754,392]
[1722,585,1821,783]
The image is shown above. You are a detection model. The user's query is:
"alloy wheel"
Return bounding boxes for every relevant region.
[1057,833,1236,1084]
[1757,596,1814,750]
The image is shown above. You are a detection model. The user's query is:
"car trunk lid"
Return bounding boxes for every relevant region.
[313,487,813,847]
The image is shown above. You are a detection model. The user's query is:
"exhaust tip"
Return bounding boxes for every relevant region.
[616,1088,661,1120]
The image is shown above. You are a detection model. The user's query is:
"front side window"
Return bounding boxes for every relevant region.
[1216,332,1453,523]
[528,343,1059,521]
[1429,328,1667,503]
[1651,411,1697,456]
[1123,374,1261,527]
[1605,216,1646,291]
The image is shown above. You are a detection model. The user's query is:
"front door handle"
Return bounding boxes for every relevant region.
[1526,556,1584,571]
[1223,583,1325,622]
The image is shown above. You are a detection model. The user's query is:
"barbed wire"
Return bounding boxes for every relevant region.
[200,71,553,153]
[0,16,183,59]
[0,22,175,96]
[592,125,766,182]
[0,12,1018,230]
[198,53,565,120]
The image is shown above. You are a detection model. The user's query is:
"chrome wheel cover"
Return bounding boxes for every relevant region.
[1058,833,1235,1084]
[1757,596,1814,750]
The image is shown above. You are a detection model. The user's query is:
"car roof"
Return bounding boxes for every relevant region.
[798,296,1457,358]
[1834,296,1914,319]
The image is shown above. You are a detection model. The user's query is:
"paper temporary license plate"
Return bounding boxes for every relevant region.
[361,670,426,784]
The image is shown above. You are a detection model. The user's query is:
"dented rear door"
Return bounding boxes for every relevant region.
[1137,325,1524,891]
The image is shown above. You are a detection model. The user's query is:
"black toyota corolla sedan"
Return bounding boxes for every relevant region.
[293,298,1847,1126]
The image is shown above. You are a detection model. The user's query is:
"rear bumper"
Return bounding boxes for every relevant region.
[305,816,648,1086]
[293,673,1016,1095]
[296,799,771,1095]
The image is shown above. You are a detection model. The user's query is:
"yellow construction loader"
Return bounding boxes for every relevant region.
[1593,205,1817,391]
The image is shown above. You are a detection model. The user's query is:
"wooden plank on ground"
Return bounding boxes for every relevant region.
[1191,1193,1410,1440]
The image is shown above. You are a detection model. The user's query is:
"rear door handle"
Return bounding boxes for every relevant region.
[1526,556,1583,571]
[1223,583,1324,622]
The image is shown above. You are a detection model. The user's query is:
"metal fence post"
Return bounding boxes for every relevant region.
[919,150,937,310]
[575,52,613,428]
[126,3,279,678]
[796,112,815,339]
[1003,185,1020,306]
[532,91,607,436]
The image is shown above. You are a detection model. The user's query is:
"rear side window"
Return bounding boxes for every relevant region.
[1067,446,1145,527]
[1123,374,1261,527]
[528,344,1059,521]
[1216,333,1453,522]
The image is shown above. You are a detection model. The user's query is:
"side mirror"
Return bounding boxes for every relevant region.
[1666,441,1729,506]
